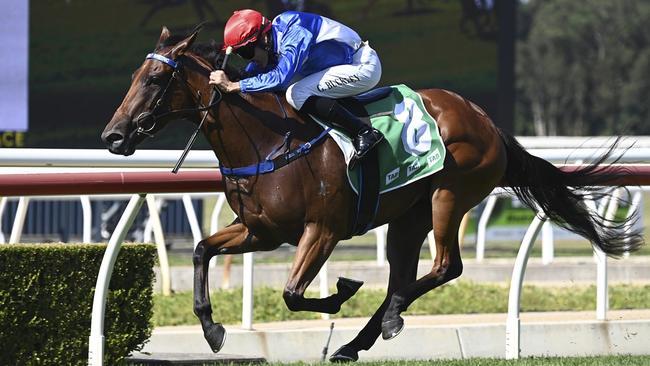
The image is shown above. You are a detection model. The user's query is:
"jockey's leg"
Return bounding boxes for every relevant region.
[286,43,383,165]
[301,96,384,163]
[193,218,281,352]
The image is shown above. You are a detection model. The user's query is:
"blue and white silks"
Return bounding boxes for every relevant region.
[239,11,364,93]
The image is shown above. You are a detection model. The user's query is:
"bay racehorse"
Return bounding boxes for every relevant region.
[101,28,643,362]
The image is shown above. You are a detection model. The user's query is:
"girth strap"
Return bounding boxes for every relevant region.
[219,127,331,177]
[351,149,380,236]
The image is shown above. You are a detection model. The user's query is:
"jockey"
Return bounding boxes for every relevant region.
[209,9,384,164]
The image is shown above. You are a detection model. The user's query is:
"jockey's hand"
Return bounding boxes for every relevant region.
[209,70,241,93]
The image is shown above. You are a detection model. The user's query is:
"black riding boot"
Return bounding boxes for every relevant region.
[302,96,384,164]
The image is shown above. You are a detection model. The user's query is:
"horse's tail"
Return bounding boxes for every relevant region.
[496,129,644,257]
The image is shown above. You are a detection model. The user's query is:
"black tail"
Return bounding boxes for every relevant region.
[497,129,644,257]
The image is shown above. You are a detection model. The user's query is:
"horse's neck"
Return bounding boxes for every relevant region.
[208,92,308,169]
[181,54,320,169]
[180,54,284,168]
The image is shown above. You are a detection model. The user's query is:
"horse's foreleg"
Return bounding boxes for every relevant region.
[330,201,432,362]
[381,188,464,340]
[193,219,280,353]
[282,223,358,314]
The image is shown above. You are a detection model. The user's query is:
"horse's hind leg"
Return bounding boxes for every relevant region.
[193,219,280,352]
[381,187,466,339]
[331,199,432,362]
[282,223,360,314]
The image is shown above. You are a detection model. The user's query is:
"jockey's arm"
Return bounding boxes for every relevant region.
[238,25,313,92]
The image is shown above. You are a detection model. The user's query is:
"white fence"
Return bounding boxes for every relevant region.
[1,137,649,364]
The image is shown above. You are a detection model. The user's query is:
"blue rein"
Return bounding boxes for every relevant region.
[146,51,330,178]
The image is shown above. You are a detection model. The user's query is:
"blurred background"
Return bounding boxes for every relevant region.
[10,0,649,150]
[1,0,649,247]
[8,0,499,148]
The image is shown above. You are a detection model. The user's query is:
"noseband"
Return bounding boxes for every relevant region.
[134,52,222,138]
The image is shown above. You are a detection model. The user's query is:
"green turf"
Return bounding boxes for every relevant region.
[280,356,650,366]
[127,355,650,366]
[152,282,650,327]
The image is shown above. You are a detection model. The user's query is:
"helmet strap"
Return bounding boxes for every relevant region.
[262,32,273,53]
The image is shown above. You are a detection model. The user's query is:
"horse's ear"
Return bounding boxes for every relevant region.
[158,26,171,45]
[170,31,198,59]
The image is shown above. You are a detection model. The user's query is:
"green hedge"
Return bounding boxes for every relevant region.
[0,243,156,366]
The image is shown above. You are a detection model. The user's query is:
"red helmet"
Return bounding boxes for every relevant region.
[223,9,272,50]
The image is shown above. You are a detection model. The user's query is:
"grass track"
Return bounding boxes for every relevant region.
[128,355,650,365]
[153,283,650,326]
[281,357,650,365]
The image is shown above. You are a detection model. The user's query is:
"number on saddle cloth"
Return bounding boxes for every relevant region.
[304,84,447,237]
[320,84,447,195]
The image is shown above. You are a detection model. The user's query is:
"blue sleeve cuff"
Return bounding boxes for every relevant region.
[240,79,251,93]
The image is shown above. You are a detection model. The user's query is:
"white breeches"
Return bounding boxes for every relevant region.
[285,42,382,110]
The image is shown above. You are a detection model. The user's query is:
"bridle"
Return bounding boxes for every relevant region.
[135,45,330,178]
[134,52,223,138]
[137,47,233,172]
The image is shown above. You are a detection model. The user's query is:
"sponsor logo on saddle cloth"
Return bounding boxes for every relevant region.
[313,84,446,194]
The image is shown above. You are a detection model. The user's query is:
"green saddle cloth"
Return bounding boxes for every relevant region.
[345,84,446,194]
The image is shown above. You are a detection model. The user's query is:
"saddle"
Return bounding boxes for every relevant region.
[340,86,394,117]
[312,85,446,236]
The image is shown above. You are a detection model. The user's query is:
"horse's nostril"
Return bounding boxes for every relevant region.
[105,132,124,144]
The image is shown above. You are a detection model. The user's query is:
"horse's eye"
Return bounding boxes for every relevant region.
[147,76,162,86]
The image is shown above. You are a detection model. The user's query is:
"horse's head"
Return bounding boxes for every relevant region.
[101,27,203,155]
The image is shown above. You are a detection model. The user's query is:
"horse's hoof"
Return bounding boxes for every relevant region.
[337,277,364,300]
[204,323,227,353]
[329,345,359,363]
[381,316,404,340]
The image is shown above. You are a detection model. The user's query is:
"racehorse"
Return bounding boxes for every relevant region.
[101,28,643,362]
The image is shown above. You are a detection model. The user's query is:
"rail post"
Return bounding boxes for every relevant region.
[88,194,146,366]
[476,194,498,261]
[541,221,554,265]
[182,194,203,247]
[9,196,29,243]
[319,262,330,320]
[374,225,387,265]
[145,194,172,296]
[505,209,547,359]
[241,252,254,330]
[0,197,7,243]
[81,195,92,243]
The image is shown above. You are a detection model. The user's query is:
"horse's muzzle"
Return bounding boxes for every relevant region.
[101,124,135,156]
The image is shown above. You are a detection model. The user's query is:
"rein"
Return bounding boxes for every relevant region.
[140,50,229,173]
[135,53,223,139]
[143,48,331,178]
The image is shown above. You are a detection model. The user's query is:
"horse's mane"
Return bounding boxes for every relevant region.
[156,33,245,81]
